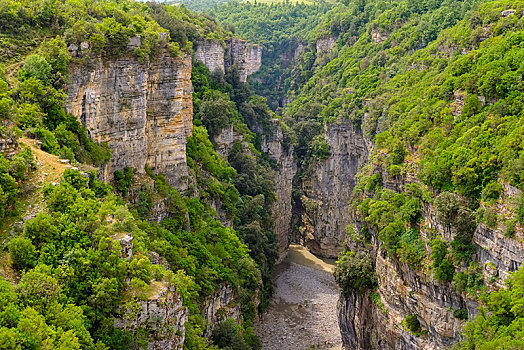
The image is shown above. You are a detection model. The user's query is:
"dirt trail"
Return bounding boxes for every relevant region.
[255,245,342,350]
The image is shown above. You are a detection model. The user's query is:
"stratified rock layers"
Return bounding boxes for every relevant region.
[66,50,193,188]
[300,122,369,258]
[194,38,262,82]
[263,118,297,261]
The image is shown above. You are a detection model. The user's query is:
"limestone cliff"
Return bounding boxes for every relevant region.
[335,168,523,350]
[262,118,297,262]
[298,121,369,258]
[194,38,262,83]
[338,247,480,350]
[66,49,193,189]
[115,282,188,350]
[202,284,242,337]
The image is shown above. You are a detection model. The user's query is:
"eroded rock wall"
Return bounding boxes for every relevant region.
[337,176,523,350]
[262,118,297,262]
[66,49,193,189]
[194,38,262,83]
[115,283,188,350]
[202,284,242,337]
[338,248,480,350]
[299,121,369,258]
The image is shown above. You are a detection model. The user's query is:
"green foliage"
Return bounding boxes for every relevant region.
[430,238,454,282]
[211,1,333,109]
[334,251,377,296]
[19,55,51,84]
[114,167,135,196]
[404,314,422,336]
[453,263,486,296]
[455,267,524,350]
[453,308,469,320]
[8,237,36,270]
[309,134,331,160]
[211,319,250,350]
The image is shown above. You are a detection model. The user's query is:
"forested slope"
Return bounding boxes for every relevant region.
[0,1,282,349]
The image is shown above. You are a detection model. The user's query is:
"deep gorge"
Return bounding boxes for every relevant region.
[0,0,523,349]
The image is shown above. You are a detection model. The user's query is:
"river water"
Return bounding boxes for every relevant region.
[254,245,343,350]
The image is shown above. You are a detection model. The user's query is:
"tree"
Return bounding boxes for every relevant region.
[334,251,377,296]
[8,237,36,270]
[18,55,51,83]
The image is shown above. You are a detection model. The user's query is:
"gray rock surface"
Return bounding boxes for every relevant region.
[194,38,262,83]
[115,282,188,350]
[263,118,297,262]
[66,49,193,190]
[299,121,369,258]
[202,284,243,337]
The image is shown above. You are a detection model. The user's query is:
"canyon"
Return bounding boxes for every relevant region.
[63,15,523,350]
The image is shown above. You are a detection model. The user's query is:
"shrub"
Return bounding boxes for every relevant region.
[309,134,331,160]
[8,237,36,270]
[453,308,468,320]
[481,207,498,228]
[435,192,460,228]
[404,314,421,335]
[334,251,377,296]
[114,167,134,196]
[481,182,502,203]
[211,319,250,350]
[503,219,517,238]
[430,238,454,282]
[18,55,51,83]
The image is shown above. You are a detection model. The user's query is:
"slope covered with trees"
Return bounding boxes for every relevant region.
[211,0,333,109]
[0,0,281,349]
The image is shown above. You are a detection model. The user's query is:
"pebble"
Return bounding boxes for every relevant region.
[254,261,343,350]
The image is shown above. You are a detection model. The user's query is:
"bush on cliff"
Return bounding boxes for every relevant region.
[334,251,377,296]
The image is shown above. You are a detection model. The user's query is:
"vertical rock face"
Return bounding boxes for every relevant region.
[335,173,523,349]
[114,283,188,350]
[194,38,262,83]
[299,122,369,258]
[194,39,225,74]
[338,249,479,350]
[66,49,193,189]
[316,37,337,53]
[262,118,297,262]
[202,284,243,337]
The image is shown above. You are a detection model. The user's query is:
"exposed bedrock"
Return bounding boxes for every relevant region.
[298,121,369,258]
[194,38,262,83]
[66,49,193,190]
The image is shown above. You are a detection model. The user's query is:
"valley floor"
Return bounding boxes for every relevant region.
[254,245,342,350]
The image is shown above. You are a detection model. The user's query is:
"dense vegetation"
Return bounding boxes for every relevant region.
[2,0,524,348]
[0,0,280,349]
[211,0,333,109]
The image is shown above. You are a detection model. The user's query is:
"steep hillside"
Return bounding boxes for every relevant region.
[0,0,291,349]
[1,0,524,349]
[272,0,524,348]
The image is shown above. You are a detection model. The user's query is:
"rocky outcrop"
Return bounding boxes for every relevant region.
[115,282,188,350]
[202,284,242,337]
[371,29,390,43]
[262,118,297,262]
[299,122,369,258]
[214,124,246,157]
[316,37,336,53]
[66,49,193,189]
[339,249,479,350]
[194,38,262,83]
[194,39,225,74]
[0,133,18,158]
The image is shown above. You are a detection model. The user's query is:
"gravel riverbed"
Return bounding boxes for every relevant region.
[254,245,343,350]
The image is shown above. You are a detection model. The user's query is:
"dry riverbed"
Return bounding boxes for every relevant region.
[254,245,342,350]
